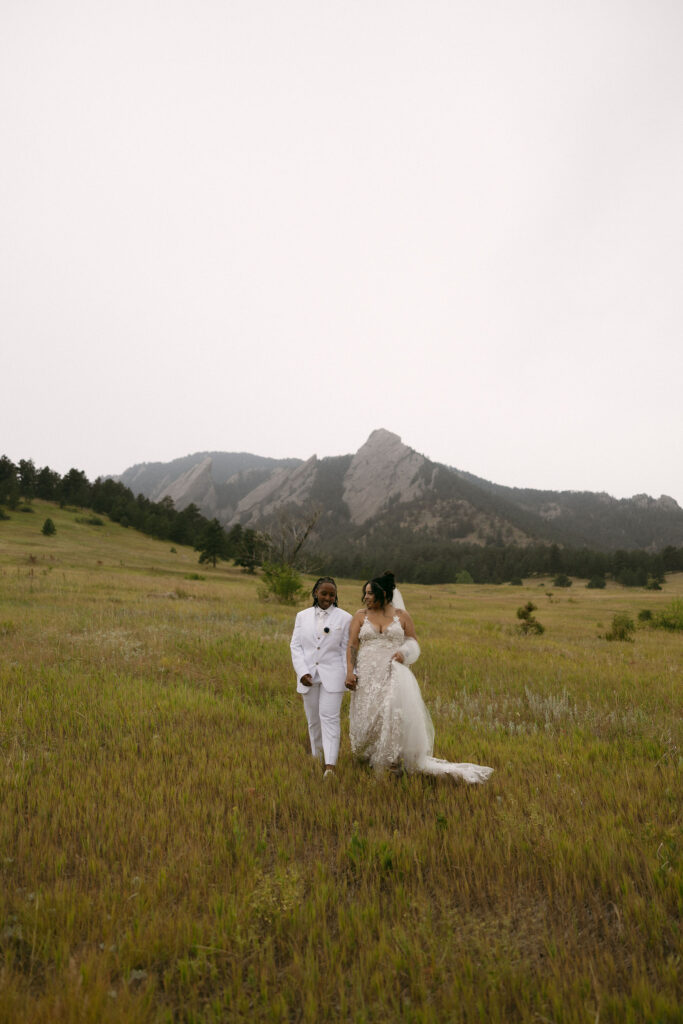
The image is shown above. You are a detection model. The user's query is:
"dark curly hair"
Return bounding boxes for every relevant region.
[312,576,338,607]
[362,572,395,607]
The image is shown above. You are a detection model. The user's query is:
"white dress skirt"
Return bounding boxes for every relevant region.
[349,616,493,783]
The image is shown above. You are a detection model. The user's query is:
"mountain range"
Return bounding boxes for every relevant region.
[114,429,683,554]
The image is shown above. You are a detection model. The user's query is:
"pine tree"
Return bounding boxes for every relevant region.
[195,519,229,567]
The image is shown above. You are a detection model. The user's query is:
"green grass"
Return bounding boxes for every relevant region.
[0,501,681,1023]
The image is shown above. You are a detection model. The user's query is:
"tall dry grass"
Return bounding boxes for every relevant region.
[0,502,680,1022]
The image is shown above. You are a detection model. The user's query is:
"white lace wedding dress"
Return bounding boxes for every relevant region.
[349,615,493,783]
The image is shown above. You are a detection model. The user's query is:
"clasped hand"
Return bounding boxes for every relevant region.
[346,651,403,691]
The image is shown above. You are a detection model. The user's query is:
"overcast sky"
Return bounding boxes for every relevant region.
[2,0,682,503]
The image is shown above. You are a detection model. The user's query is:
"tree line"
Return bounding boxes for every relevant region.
[2,454,683,585]
[0,455,267,570]
[310,529,683,587]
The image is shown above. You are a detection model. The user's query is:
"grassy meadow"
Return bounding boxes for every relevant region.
[0,501,681,1023]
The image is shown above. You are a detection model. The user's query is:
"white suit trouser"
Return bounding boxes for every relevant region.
[301,682,344,765]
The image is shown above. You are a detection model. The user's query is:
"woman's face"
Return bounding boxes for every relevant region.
[363,584,382,610]
[315,582,337,610]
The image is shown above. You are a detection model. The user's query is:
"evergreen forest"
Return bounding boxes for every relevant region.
[2,454,683,586]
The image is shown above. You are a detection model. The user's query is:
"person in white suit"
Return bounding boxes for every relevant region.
[290,576,352,778]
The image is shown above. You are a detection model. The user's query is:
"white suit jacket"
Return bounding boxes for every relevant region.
[290,605,352,695]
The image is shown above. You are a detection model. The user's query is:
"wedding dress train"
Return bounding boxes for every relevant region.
[349,617,493,783]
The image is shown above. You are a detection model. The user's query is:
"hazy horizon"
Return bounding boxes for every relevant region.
[2,1,682,503]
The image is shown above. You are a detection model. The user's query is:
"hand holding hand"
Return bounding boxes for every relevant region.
[345,673,358,691]
[300,674,313,687]
[391,652,405,663]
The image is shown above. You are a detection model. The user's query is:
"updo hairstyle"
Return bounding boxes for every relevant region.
[362,572,395,607]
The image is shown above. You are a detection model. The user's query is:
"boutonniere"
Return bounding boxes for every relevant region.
[323,626,330,633]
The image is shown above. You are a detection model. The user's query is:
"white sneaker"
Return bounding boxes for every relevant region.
[323,768,335,779]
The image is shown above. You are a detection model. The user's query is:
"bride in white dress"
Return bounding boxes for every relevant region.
[345,573,493,783]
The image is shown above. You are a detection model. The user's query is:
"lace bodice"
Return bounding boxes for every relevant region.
[358,615,404,647]
[356,617,406,706]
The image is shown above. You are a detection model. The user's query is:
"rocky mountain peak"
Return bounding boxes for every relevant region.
[364,428,402,447]
[631,493,682,511]
[112,430,683,552]
[343,430,427,524]
[235,455,319,523]
[162,456,218,516]
[655,495,680,511]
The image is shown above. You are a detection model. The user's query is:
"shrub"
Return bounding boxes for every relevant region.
[258,562,306,605]
[605,613,635,642]
[638,609,653,622]
[41,517,56,536]
[455,570,474,584]
[76,515,104,526]
[586,575,606,589]
[553,574,572,588]
[652,599,683,631]
[516,601,544,635]
[509,577,523,586]
[645,577,662,591]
